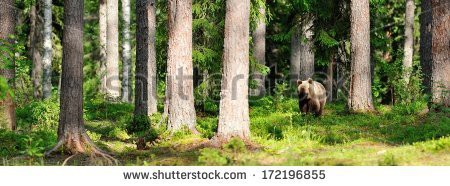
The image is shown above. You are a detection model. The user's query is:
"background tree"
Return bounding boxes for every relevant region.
[121,0,132,103]
[348,0,374,112]
[99,0,107,94]
[215,0,251,143]
[165,0,197,132]
[106,0,120,99]
[42,0,53,99]
[420,0,450,106]
[0,0,17,130]
[30,2,43,99]
[250,0,266,96]
[402,0,415,83]
[47,0,112,159]
[135,0,157,116]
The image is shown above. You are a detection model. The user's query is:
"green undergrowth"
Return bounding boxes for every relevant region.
[1,97,449,165]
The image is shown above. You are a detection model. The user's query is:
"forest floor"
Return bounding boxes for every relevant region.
[1,98,449,166]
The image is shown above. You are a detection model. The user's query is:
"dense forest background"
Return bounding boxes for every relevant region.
[0,0,449,165]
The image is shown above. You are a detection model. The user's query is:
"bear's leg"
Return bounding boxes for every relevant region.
[310,100,321,117]
[300,102,308,114]
[318,100,325,116]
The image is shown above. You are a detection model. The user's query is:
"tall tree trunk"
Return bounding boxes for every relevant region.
[348,0,375,112]
[30,4,43,99]
[99,0,107,94]
[166,0,196,132]
[402,0,415,83]
[106,0,120,99]
[0,0,17,130]
[250,3,266,97]
[42,0,53,99]
[215,0,251,142]
[420,0,450,106]
[47,0,111,158]
[290,16,314,85]
[121,0,132,102]
[290,26,301,85]
[135,0,157,116]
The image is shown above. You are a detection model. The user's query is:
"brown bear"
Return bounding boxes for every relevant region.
[297,78,327,116]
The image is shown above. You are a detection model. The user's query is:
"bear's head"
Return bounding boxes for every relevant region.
[297,78,314,100]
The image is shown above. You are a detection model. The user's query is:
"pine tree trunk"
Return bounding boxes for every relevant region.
[420,0,450,106]
[0,0,16,130]
[250,4,266,97]
[290,16,314,85]
[402,0,415,83]
[106,0,120,99]
[300,17,315,81]
[215,0,251,142]
[121,0,132,103]
[290,25,301,85]
[348,0,374,112]
[135,0,157,116]
[42,0,53,99]
[166,0,196,132]
[99,0,107,94]
[51,0,110,157]
[30,4,43,99]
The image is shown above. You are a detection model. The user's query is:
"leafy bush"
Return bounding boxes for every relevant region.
[196,117,217,139]
[198,148,228,166]
[0,129,56,158]
[84,97,134,121]
[126,115,151,134]
[223,138,246,153]
[16,99,59,131]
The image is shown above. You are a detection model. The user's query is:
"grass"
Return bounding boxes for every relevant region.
[1,97,449,166]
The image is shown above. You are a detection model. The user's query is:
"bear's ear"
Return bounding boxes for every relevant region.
[297,80,302,85]
[308,78,313,84]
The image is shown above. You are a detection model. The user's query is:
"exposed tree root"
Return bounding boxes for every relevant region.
[45,132,118,165]
[62,153,79,166]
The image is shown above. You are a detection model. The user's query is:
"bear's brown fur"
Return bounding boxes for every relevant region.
[297,78,327,116]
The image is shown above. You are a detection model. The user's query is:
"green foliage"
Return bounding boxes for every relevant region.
[198,148,228,166]
[16,99,60,131]
[223,138,246,153]
[0,129,56,158]
[86,131,102,142]
[19,136,45,158]
[126,115,151,135]
[196,117,217,139]
[378,153,398,166]
[108,128,131,141]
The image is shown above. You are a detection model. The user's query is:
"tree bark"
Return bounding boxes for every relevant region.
[166,0,197,132]
[215,0,251,142]
[50,0,111,158]
[30,4,43,99]
[420,0,450,106]
[42,0,53,99]
[348,0,375,112]
[121,0,132,103]
[250,3,266,97]
[290,16,314,85]
[0,0,17,130]
[135,0,157,116]
[106,0,120,99]
[402,0,415,83]
[99,0,107,94]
